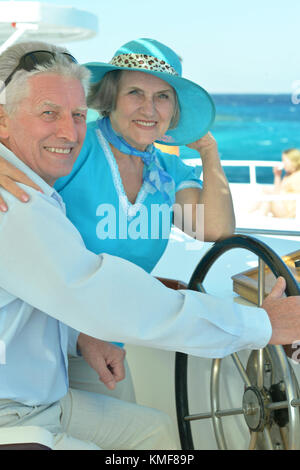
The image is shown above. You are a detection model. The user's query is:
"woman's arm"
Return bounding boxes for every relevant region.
[174,133,235,241]
[0,156,43,211]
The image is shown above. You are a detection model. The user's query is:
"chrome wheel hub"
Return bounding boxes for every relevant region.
[242,386,269,432]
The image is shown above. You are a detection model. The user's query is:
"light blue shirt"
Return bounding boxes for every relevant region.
[55,122,202,273]
[0,143,272,406]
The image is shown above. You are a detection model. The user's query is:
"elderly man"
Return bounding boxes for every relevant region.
[0,42,179,450]
[0,41,300,450]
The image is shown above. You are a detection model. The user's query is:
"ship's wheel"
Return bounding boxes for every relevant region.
[175,235,300,450]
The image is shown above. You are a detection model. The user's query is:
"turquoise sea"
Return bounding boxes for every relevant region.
[181,94,300,184]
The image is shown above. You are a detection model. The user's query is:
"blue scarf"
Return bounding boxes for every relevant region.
[97,117,175,205]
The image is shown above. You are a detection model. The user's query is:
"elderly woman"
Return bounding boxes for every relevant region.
[0,38,235,402]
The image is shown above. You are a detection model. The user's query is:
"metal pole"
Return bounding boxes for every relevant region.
[0,23,38,55]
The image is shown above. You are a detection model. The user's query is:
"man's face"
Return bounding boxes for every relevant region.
[4,73,87,186]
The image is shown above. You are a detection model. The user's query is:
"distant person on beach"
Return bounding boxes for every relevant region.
[250,148,300,218]
[0,38,235,403]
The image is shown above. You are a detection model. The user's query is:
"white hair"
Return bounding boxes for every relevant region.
[0,41,90,115]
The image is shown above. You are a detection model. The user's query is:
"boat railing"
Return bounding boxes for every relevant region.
[183,158,280,185]
[182,158,300,238]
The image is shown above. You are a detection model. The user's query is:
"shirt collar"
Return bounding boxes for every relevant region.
[0,142,63,203]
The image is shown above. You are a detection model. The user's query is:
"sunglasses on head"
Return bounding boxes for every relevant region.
[3,50,78,89]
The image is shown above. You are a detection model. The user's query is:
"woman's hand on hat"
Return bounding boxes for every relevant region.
[186,132,218,159]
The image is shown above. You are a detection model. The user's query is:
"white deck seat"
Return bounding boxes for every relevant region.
[0,426,53,450]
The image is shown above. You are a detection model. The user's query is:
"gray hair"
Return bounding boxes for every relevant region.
[0,41,90,115]
[87,70,180,130]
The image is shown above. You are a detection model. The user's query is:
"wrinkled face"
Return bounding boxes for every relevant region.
[3,73,87,186]
[109,71,175,151]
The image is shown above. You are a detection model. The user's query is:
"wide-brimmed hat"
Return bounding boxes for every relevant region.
[84,38,215,146]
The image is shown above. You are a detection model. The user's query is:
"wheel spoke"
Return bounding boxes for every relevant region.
[257,258,265,306]
[215,407,244,418]
[279,427,289,450]
[211,358,227,450]
[256,349,264,390]
[262,427,274,450]
[248,431,258,450]
[184,411,212,421]
[184,407,244,421]
[257,262,266,388]
[231,353,251,387]
[267,400,288,411]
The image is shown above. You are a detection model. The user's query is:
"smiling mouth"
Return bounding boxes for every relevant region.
[44,147,73,155]
[134,120,156,128]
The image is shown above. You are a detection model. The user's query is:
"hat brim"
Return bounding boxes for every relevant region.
[84,62,215,147]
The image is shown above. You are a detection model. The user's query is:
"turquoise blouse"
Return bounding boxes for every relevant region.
[55,121,202,274]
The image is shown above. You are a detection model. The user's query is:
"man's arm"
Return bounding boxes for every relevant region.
[0,187,299,357]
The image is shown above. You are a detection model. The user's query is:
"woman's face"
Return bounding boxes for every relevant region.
[109,71,176,151]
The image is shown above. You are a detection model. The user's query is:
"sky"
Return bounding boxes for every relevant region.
[0,0,299,93]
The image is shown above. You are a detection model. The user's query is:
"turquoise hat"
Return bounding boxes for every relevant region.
[84,38,215,146]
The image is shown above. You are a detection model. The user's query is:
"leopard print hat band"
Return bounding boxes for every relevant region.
[109,53,179,76]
